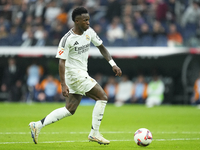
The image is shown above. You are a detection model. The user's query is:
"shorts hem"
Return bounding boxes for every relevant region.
[85,82,97,94]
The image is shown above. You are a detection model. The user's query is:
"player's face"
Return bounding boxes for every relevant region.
[76,13,90,31]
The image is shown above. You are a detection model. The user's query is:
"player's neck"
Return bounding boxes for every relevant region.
[72,27,84,35]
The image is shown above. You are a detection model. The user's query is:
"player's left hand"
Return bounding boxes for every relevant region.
[112,65,122,77]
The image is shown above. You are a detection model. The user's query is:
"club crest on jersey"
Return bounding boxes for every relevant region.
[86,35,90,41]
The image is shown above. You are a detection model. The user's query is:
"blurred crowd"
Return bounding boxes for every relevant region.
[0,58,64,103]
[0,0,200,47]
[1,58,200,107]
[103,72,165,107]
[0,58,166,107]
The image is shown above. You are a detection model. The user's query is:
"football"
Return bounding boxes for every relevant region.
[134,128,153,146]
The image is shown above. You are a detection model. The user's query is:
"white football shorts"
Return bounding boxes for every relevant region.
[65,69,97,95]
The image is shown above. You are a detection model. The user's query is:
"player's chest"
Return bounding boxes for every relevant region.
[69,35,91,54]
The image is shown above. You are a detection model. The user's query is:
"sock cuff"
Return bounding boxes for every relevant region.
[96,100,107,104]
[63,107,72,117]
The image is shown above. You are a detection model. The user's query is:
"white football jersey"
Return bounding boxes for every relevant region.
[56,27,102,71]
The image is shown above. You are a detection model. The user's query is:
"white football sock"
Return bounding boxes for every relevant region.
[39,107,72,128]
[90,100,107,136]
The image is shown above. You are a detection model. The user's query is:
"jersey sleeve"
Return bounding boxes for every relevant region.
[90,28,103,47]
[55,36,69,59]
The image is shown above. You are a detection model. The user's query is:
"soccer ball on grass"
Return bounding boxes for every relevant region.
[134,128,153,146]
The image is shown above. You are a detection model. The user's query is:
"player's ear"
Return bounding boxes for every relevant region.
[75,18,78,23]
[74,16,80,23]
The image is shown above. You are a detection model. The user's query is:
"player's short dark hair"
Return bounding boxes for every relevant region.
[72,6,88,22]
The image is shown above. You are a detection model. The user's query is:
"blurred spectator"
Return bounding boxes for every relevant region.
[133,11,145,29]
[167,23,183,47]
[106,16,124,43]
[56,7,68,25]
[115,75,133,107]
[44,1,61,26]
[11,17,22,32]
[146,72,165,108]
[137,0,148,12]
[21,26,37,47]
[0,58,23,101]
[30,0,46,20]
[26,62,44,102]
[139,23,151,37]
[131,74,148,104]
[16,1,29,25]
[123,4,133,18]
[122,15,133,25]
[8,26,23,46]
[124,22,138,39]
[104,76,118,103]
[152,20,167,46]
[152,20,166,38]
[138,23,153,46]
[105,0,122,22]
[181,0,200,27]
[191,72,200,105]
[124,22,138,46]
[24,15,34,28]
[34,25,47,46]
[0,83,8,101]
[0,2,12,22]
[166,0,176,22]
[155,0,168,22]
[36,75,62,102]
[0,16,10,31]
[0,25,8,40]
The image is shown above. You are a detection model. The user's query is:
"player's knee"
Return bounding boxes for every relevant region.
[93,92,108,101]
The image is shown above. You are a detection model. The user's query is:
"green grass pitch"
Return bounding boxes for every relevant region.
[0,102,200,150]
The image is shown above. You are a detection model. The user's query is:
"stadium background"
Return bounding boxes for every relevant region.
[0,0,200,104]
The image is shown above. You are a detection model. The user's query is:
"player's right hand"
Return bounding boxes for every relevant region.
[61,84,69,97]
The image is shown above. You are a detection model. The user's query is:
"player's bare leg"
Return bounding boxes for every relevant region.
[86,83,110,145]
[29,94,82,144]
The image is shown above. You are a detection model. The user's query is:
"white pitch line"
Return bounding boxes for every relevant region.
[0,131,200,135]
[0,138,200,145]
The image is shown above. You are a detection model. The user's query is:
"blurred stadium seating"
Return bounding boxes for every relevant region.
[0,0,199,47]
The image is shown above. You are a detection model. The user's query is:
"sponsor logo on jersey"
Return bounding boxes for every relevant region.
[58,50,64,55]
[86,35,90,41]
[58,47,64,55]
[75,44,90,54]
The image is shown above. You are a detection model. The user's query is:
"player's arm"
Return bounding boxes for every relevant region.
[97,44,122,77]
[59,59,69,97]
